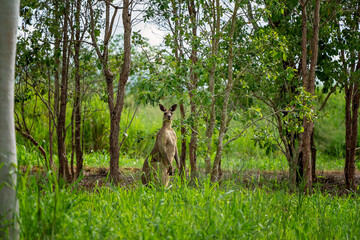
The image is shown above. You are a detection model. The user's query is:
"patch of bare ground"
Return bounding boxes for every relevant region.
[20,166,359,195]
[222,169,360,195]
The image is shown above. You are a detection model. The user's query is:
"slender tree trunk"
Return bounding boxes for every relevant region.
[171,0,186,179]
[188,0,199,181]
[57,0,71,181]
[338,0,360,191]
[205,0,221,174]
[311,130,317,180]
[53,1,60,172]
[107,0,131,182]
[109,113,121,181]
[70,109,75,177]
[179,102,187,177]
[53,0,60,122]
[87,0,131,183]
[344,82,360,190]
[74,0,83,178]
[48,70,54,168]
[189,98,198,180]
[211,2,239,182]
[300,0,320,192]
[300,0,310,190]
[0,0,20,238]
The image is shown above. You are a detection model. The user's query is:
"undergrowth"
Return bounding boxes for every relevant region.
[18,170,360,239]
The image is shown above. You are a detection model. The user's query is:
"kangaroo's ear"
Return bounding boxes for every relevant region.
[169,104,177,112]
[159,104,167,112]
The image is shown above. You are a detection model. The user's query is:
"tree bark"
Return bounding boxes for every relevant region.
[205,0,221,174]
[52,0,61,171]
[74,0,83,178]
[188,0,199,181]
[211,2,239,182]
[88,0,132,183]
[109,0,131,182]
[342,0,360,192]
[344,82,360,190]
[311,130,317,181]
[179,102,187,177]
[171,1,187,179]
[57,0,71,181]
[300,0,310,190]
[0,0,20,239]
[300,0,320,192]
[47,70,54,168]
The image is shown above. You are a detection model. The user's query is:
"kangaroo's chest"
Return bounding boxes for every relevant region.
[158,130,176,148]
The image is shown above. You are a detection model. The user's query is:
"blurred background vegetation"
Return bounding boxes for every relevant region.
[16,88,354,171]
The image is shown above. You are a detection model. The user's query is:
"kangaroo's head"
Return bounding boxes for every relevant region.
[159,104,177,121]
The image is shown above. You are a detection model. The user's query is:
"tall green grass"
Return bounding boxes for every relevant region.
[18,171,360,239]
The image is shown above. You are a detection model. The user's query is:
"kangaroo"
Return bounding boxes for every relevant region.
[141,104,180,187]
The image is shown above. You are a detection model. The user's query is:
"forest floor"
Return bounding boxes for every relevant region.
[21,166,360,196]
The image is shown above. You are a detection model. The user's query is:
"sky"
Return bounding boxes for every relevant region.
[109,2,167,47]
[133,22,166,46]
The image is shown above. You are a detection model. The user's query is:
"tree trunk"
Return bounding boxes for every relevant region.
[344,82,360,190]
[300,0,311,192]
[70,110,75,177]
[74,0,83,178]
[179,102,187,177]
[87,0,132,183]
[300,0,320,192]
[188,97,198,180]
[52,1,60,171]
[0,0,20,239]
[57,0,71,181]
[188,0,199,181]
[205,0,221,175]
[210,2,239,182]
[311,130,317,181]
[108,0,132,183]
[47,70,54,168]
[171,1,186,179]
[109,113,121,182]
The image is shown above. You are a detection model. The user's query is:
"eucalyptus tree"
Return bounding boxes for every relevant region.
[56,0,72,180]
[210,1,240,182]
[71,0,86,178]
[203,0,222,174]
[336,1,360,191]
[242,0,322,190]
[299,0,321,192]
[87,0,133,182]
[317,0,360,190]
[0,0,20,239]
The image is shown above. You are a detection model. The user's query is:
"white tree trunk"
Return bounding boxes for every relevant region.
[0,0,20,239]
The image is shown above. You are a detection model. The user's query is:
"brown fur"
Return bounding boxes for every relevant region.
[141,104,180,187]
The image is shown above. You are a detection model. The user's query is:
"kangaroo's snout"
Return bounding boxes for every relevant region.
[165,112,172,120]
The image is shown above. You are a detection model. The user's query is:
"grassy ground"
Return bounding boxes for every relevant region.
[18,167,360,240]
[17,147,360,239]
